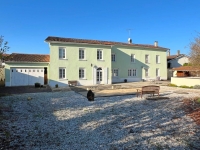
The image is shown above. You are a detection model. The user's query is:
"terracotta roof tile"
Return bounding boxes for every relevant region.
[45,36,168,50]
[167,54,187,60]
[172,66,200,71]
[6,53,49,62]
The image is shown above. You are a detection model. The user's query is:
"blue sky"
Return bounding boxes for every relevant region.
[1,0,200,55]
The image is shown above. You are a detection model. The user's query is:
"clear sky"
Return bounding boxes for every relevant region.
[1,0,200,55]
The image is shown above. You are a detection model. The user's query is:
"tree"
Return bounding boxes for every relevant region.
[189,33,200,66]
[0,35,10,60]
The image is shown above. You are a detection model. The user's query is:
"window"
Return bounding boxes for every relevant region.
[79,68,85,79]
[59,68,66,79]
[111,53,115,62]
[131,54,135,62]
[112,69,118,77]
[145,68,149,77]
[156,55,160,63]
[145,55,149,63]
[79,48,85,60]
[156,68,160,76]
[128,69,132,76]
[133,69,137,76]
[167,62,171,68]
[59,47,66,59]
[128,69,137,77]
[97,49,103,60]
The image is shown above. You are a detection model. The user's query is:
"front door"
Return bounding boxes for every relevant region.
[96,68,103,84]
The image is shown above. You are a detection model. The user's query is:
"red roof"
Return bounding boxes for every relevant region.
[172,66,200,71]
[5,53,50,62]
[45,36,168,50]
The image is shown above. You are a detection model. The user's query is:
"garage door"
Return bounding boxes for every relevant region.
[11,68,44,86]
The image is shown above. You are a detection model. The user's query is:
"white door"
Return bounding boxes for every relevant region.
[96,68,103,84]
[11,68,44,86]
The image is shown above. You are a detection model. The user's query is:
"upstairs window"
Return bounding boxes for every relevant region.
[79,48,85,60]
[111,53,115,62]
[145,55,149,63]
[156,55,160,64]
[59,48,66,59]
[131,54,135,62]
[97,49,103,60]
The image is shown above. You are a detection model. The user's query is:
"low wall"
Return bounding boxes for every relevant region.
[171,77,200,86]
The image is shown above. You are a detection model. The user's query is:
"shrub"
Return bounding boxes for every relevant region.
[179,85,190,88]
[55,84,58,88]
[124,79,127,83]
[193,85,200,89]
[168,83,177,87]
[197,98,200,103]
[35,82,41,88]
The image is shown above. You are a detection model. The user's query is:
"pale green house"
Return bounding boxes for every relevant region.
[45,36,169,87]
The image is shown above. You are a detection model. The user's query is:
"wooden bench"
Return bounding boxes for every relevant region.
[68,80,78,86]
[137,85,160,98]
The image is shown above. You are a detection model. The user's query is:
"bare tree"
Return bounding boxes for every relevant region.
[189,33,200,66]
[0,35,10,60]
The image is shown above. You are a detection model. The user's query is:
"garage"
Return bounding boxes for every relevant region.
[11,68,45,86]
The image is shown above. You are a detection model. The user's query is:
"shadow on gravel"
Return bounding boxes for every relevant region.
[0,92,200,149]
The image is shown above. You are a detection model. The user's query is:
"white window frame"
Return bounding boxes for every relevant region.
[59,47,66,59]
[133,69,137,77]
[97,49,103,60]
[79,48,85,60]
[156,55,160,64]
[131,54,135,63]
[128,69,137,77]
[145,54,149,63]
[112,69,118,77]
[59,68,66,79]
[156,68,160,77]
[145,68,149,77]
[111,53,116,62]
[79,68,85,79]
[128,69,132,77]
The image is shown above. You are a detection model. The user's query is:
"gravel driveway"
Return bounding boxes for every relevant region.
[1,87,200,149]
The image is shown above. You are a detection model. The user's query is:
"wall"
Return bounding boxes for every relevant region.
[5,62,49,86]
[49,43,112,87]
[171,77,200,86]
[111,45,167,82]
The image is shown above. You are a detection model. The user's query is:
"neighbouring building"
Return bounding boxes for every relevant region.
[4,53,49,86]
[45,36,169,87]
[167,50,189,80]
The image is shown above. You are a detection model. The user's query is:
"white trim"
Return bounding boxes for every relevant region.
[97,49,103,60]
[59,47,67,59]
[111,53,116,62]
[131,54,135,63]
[79,48,86,60]
[79,67,86,79]
[156,55,160,64]
[59,67,66,79]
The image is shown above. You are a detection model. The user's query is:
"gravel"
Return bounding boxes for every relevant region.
[1,86,200,150]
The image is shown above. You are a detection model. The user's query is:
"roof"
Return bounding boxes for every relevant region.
[5,53,50,62]
[45,36,168,50]
[172,66,200,71]
[167,54,187,61]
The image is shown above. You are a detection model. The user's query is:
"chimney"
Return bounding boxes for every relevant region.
[177,50,180,55]
[128,38,132,44]
[154,41,158,47]
[167,50,170,56]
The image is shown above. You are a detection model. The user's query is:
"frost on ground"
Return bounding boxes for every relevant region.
[0,89,200,150]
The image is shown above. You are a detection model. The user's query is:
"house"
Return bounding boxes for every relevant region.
[4,53,49,86]
[171,66,200,86]
[167,50,189,80]
[45,36,169,87]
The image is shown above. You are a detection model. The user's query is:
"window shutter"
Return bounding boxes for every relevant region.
[104,67,108,84]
